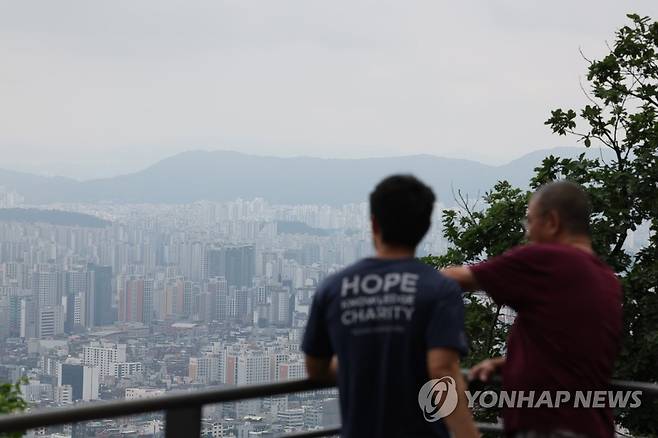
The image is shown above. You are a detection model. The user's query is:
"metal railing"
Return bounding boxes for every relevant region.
[0,379,335,437]
[0,375,656,437]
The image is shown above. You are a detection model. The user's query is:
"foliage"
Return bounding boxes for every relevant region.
[0,379,27,438]
[422,181,528,365]
[544,13,658,434]
[425,13,658,435]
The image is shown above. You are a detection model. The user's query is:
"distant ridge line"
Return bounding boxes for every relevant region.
[0,147,610,206]
[0,208,111,228]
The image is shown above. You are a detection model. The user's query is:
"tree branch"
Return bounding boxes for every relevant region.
[485,304,503,357]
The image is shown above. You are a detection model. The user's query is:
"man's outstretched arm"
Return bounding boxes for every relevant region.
[441,266,480,292]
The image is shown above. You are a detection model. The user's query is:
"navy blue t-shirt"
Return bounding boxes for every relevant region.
[301,257,468,438]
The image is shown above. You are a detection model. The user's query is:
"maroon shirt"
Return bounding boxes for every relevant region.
[470,243,622,437]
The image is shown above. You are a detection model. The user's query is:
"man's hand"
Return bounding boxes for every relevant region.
[468,357,505,383]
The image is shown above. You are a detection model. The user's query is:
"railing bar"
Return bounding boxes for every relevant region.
[476,422,504,433]
[610,379,658,393]
[278,423,502,437]
[280,426,341,438]
[0,379,333,433]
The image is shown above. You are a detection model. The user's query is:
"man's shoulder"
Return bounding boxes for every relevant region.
[316,259,372,295]
[472,244,595,279]
[507,243,591,257]
[484,243,585,265]
[510,244,612,275]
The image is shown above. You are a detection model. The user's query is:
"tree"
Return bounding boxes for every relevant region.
[543,13,658,434]
[425,13,658,435]
[422,182,528,365]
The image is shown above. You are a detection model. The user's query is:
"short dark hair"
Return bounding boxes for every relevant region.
[534,180,592,236]
[369,175,436,248]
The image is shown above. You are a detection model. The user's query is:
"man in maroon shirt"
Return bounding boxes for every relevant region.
[443,181,622,438]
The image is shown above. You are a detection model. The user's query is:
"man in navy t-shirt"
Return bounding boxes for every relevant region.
[301,175,479,438]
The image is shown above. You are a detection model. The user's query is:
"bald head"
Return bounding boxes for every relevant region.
[532,181,592,237]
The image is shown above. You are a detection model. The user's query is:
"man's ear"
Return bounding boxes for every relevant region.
[371,216,380,235]
[546,209,561,236]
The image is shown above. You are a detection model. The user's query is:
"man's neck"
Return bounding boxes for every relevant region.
[557,235,594,255]
[375,244,415,260]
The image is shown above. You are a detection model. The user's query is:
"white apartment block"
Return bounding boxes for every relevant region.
[54,385,73,405]
[236,352,270,385]
[110,362,143,379]
[37,305,64,338]
[278,408,304,430]
[83,343,127,377]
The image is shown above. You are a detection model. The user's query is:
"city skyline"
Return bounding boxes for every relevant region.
[0,198,367,436]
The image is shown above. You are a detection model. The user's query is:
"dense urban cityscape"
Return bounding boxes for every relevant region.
[0,187,459,438]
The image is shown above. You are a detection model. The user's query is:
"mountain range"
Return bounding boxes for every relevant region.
[0,147,606,207]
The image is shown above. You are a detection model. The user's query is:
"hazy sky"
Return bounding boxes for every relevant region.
[1,1,657,179]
